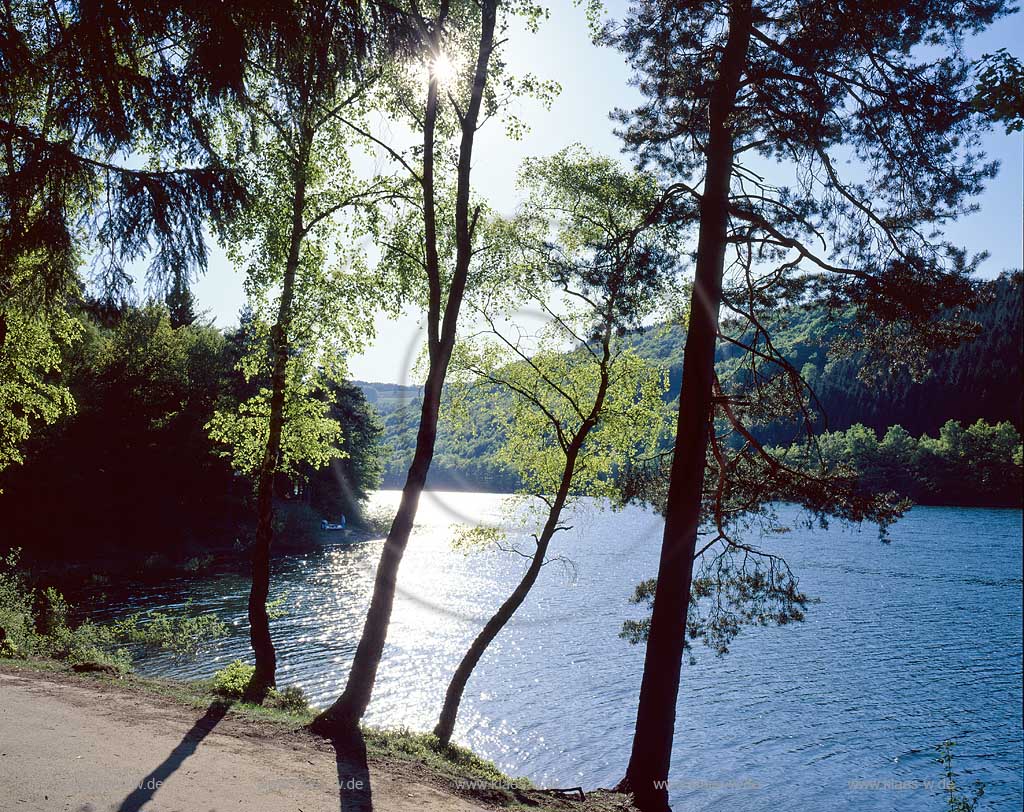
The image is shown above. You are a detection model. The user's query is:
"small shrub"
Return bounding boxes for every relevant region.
[182,554,215,574]
[212,660,255,698]
[267,685,311,714]
[0,626,22,658]
[0,548,37,656]
[36,586,69,636]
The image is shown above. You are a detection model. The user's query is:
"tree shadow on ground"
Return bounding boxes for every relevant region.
[116,699,233,812]
[329,727,373,812]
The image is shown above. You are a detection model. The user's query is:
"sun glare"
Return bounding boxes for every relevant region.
[428,52,459,87]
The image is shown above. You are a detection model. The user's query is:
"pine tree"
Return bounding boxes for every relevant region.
[600,1,1012,807]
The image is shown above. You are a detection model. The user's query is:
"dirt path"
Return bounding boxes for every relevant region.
[0,670,495,812]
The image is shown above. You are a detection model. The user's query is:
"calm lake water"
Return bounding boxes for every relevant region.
[90,492,1022,811]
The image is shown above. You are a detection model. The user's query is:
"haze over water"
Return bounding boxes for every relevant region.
[92,492,1023,811]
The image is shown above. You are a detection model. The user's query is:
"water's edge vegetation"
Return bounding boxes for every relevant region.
[2,281,1020,577]
[0,658,639,811]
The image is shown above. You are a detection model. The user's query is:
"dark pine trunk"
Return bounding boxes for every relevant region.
[621,3,752,810]
[311,0,498,736]
[245,153,307,702]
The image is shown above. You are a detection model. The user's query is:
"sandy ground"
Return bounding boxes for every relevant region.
[0,670,497,812]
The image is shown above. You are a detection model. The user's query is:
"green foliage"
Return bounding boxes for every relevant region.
[0,305,236,554]
[266,685,311,714]
[936,741,986,812]
[362,727,531,790]
[211,660,256,699]
[377,273,1022,496]
[0,267,80,475]
[264,595,289,621]
[441,146,675,549]
[485,347,668,502]
[777,420,1023,508]
[450,525,504,553]
[108,609,229,658]
[0,0,247,316]
[207,383,345,481]
[624,273,1024,444]
[974,49,1024,133]
[0,549,34,657]
[0,303,386,560]
[379,396,520,490]
[0,549,226,672]
[307,381,386,521]
[210,660,310,708]
[204,11,394,511]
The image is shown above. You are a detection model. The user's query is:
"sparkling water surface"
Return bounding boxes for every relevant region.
[86,492,1023,811]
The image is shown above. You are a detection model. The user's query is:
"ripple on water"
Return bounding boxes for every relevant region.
[89,495,1023,811]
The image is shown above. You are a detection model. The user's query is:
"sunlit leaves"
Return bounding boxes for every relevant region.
[207,383,345,481]
[450,524,505,552]
[0,301,79,473]
[446,146,675,532]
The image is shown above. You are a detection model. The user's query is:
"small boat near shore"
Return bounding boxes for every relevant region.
[320,517,346,531]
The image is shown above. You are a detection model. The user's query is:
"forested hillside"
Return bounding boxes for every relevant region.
[371,272,1023,499]
[627,271,1023,440]
[1,305,384,563]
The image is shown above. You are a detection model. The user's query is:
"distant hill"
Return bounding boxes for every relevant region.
[361,272,1023,490]
[350,381,422,413]
[626,271,1024,443]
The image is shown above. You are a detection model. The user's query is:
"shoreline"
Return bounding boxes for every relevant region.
[0,658,637,811]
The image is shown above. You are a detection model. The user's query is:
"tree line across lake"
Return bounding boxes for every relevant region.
[375,273,1023,504]
[2,271,1018,573]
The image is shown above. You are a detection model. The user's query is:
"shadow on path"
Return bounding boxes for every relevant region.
[117,700,232,812]
[330,727,373,812]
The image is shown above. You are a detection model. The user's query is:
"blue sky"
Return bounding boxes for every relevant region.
[186,1,1023,384]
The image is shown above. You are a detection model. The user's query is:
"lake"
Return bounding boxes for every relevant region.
[89,492,1023,811]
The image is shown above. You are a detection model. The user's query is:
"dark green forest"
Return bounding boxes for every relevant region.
[0,305,384,564]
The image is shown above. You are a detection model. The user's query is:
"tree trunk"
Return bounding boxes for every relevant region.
[245,155,307,702]
[433,433,589,745]
[311,0,498,735]
[434,328,613,746]
[620,3,752,810]
[433,523,548,746]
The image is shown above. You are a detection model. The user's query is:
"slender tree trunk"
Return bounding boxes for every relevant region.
[620,3,752,810]
[312,0,498,735]
[434,327,613,746]
[246,150,308,702]
[433,526,550,746]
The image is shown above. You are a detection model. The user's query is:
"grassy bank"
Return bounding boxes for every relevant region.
[0,657,636,811]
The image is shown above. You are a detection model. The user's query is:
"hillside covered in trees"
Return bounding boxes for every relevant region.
[372,272,1023,503]
[634,271,1024,442]
[0,305,384,565]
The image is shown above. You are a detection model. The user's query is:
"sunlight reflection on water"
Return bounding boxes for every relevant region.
[92,494,1022,811]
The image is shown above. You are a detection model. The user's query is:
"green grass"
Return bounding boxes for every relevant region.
[0,656,532,794]
[362,726,532,790]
